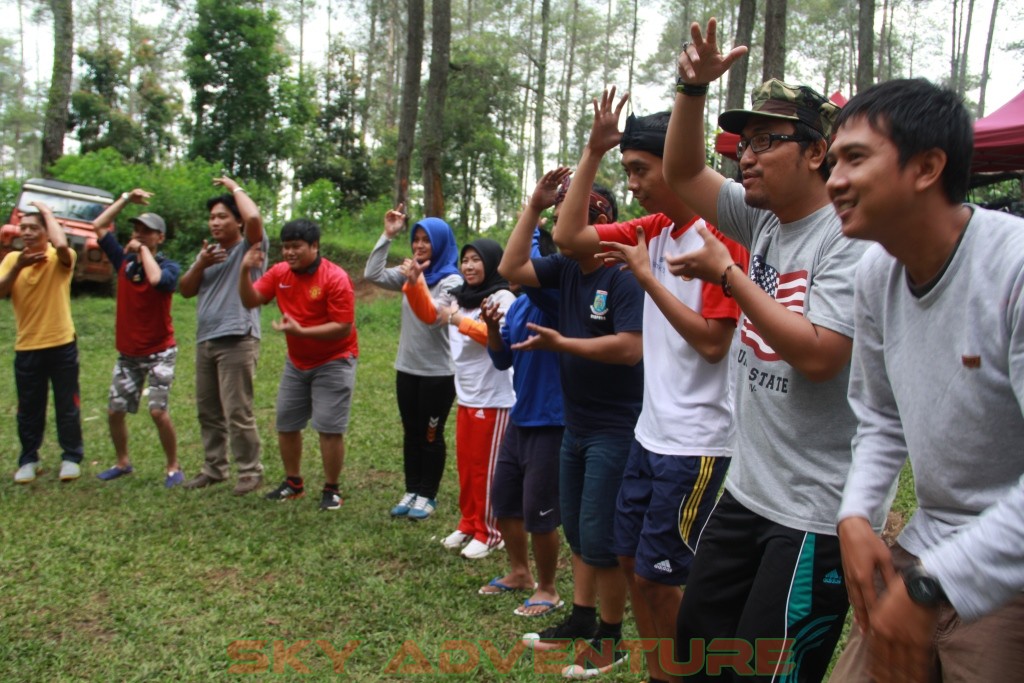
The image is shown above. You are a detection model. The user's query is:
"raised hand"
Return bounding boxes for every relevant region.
[586,87,630,156]
[403,256,428,286]
[510,322,563,353]
[15,249,48,269]
[480,297,504,329]
[27,200,54,215]
[528,167,572,213]
[125,188,153,205]
[596,226,653,282]
[272,314,302,335]
[241,243,264,270]
[677,17,749,85]
[197,239,228,268]
[384,203,407,239]
[212,176,241,193]
[665,226,735,282]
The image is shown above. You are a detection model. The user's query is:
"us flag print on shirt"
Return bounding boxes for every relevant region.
[741,254,808,361]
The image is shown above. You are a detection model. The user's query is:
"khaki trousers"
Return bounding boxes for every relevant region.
[829,545,1024,682]
[195,335,262,479]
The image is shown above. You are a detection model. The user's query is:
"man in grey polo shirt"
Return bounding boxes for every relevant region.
[179,176,269,495]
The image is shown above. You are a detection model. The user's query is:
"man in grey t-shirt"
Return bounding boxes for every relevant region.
[660,19,871,680]
[179,176,269,495]
[828,79,1024,683]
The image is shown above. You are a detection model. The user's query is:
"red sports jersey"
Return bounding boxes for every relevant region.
[253,258,358,369]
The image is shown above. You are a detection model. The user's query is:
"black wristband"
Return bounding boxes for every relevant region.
[721,263,742,298]
[676,77,710,96]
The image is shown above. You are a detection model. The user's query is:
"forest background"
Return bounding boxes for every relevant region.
[1,0,1022,262]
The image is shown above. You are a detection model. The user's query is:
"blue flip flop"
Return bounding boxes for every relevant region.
[514,598,565,617]
[478,577,531,595]
[97,465,134,481]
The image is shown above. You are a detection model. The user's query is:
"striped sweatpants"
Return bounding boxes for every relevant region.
[674,490,848,682]
[455,405,510,546]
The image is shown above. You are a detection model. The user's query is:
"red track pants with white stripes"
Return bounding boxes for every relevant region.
[455,405,509,546]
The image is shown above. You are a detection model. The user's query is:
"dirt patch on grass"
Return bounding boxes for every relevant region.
[882,510,907,546]
[353,277,399,304]
[66,591,116,643]
[202,567,241,588]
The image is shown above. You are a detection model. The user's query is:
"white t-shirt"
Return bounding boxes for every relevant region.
[449,288,516,409]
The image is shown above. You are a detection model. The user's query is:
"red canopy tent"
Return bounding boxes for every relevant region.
[972,89,1024,174]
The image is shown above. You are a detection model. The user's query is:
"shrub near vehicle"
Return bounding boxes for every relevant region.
[0,178,115,285]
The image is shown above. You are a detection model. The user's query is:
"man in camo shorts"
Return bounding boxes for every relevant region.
[93,188,184,488]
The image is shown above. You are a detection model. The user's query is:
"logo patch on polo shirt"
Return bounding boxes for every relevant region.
[590,290,609,319]
[962,355,981,369]
[308,285,323,300]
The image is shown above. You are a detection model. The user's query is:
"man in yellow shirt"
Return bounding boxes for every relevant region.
[0,201,84,483]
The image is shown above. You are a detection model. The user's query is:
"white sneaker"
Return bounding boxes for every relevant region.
[407,496,436,520]
[442,530,471,550]
[461,538,504,560]
[14,462,38,484]
[59,461,81,481]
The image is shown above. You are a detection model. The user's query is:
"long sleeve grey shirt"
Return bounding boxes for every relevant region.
[364,234,461,376]
[839,207,1024,621]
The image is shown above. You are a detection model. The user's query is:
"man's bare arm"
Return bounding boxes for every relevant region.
[663,18,747,227]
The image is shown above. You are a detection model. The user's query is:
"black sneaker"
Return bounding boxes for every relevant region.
[319,489,343,511]
[264,481,305,501]
[562,636,629,678]
[522,614,597,652]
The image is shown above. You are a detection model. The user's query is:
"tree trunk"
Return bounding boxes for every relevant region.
[876,0,888,80]
[603,0,612,86]
[532,0,549,182]
[722,0,755,181]
[516,0,536,202]
[856,0,875,92]
[421,0,450,218]
[977,0,999,117]
[762,0,786,82]
[42,0,73,172]
[558,0,579,163]
[359,0,374,137]
[626,0,638,97]
[950,0,961,86]
[395,0,424,212]
[956,0,975,97]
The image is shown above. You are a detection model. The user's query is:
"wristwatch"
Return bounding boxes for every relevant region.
[901,563,946,607]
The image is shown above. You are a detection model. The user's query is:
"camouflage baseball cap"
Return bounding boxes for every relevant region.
[718,79,840,137]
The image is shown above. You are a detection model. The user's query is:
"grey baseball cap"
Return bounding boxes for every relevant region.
[129,212,167,234]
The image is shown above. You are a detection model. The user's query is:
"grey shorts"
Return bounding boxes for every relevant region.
[108,346,178,413]
[275,356,357,434]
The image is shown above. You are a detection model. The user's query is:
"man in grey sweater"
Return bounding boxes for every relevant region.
[828,79,1024,682]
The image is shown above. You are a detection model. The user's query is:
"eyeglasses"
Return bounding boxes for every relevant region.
[736,133,808,157]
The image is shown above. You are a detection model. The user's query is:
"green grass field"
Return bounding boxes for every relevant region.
[0,282,915,681]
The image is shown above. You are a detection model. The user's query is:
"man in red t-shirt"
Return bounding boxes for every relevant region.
[92,188,184,488]
[239,219,359,511]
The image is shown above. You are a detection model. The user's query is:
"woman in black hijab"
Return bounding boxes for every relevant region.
[404,238,516,559]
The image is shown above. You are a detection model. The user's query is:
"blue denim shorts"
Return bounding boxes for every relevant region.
[559,428,633,568]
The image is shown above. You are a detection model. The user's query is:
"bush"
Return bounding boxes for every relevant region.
[47,150,275,262]
[0,177,21,222]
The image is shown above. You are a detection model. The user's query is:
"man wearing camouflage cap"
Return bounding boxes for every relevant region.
[661,19,873,681]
